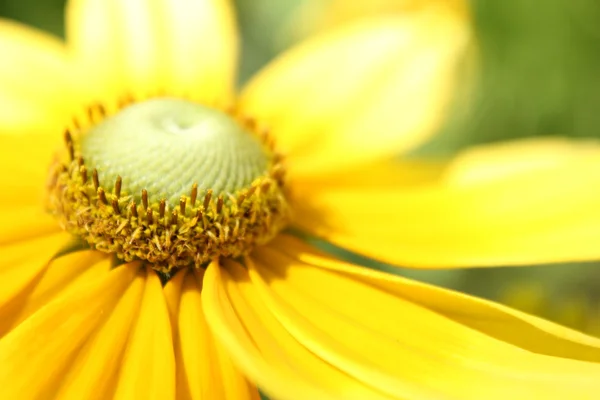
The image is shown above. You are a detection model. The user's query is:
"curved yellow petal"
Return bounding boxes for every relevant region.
[0,19,78,135]
[0,249,109,336]
[0,233,69,327]
[202,260,380,400]
[113,269,175,400]
[56,265,146,399]
[241,14,471,178]
[0,260,138,398]
[294,138,600,268]
[0,202,65,314]
[0,186,65,317]
[66,0,238,104]
[271,235,600,363]
[163,268,186,336]
[164,268,259,400]
[204,235,600,399]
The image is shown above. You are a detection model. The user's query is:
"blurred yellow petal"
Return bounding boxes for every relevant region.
[165,268,259,400]
[0,131,61,206]
[0,200,64,308]
[113,269,175,400]
[66,0,238,103]
[0,250,110,336]
[295,158,448,190]
[295,138,600,268]
[56,265,146,399]
[0,19,78,135]
[290,0,469,40]
[0,162,63,252]
[0,233,68,322]
[204,235,600,400]
[241,13,470,178]
[0,260,138,398]
[0,208,61,244]
[441,138,600,185]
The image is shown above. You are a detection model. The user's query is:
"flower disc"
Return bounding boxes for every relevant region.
[81,98,270,206]
[48,98,289,272]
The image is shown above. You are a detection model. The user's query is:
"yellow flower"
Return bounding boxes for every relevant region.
[1,2,600,400]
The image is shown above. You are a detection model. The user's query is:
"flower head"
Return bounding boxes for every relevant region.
[1,1,600,399]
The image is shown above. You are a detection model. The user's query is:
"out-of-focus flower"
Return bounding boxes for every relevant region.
[1,1,600,400]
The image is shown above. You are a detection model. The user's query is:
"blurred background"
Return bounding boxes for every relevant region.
[2,0,599,335]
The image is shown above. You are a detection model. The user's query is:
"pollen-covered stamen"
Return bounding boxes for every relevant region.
[48,98,289,272]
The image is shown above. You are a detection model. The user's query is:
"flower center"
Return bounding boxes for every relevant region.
[48,98,289,273]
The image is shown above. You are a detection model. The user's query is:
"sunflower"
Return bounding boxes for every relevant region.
[1,1,600,400]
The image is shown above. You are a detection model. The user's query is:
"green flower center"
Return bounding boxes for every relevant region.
[48,98,289,272]
[81,98,270,206]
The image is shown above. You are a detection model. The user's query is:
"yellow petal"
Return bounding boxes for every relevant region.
[113,269,175,400]
[0,199,64,307]
[294,138,600,267]
[204,235,600,399]
[202,260,369,400]
[0,233,69,324]
[0,197,64,311]
[0,207,60,244]
[271,235,600,363]
[289,0,469,41]
[66,0,238,104]
[0,21,70,208]
[165,268,259,400]
[241,14,470,178]
[0,132,62,206]
[0,18,78,135]
[0,250,110,336]
[56,265,146,399]
[294,158,448,190]
[0,260,138,398]
[163,267,186,337]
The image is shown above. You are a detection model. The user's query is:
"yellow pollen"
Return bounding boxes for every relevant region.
[47,97,289,273]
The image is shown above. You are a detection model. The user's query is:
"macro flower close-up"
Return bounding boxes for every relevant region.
[2,0,600,399]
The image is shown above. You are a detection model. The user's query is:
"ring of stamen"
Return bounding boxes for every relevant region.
[47,97,289,273]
